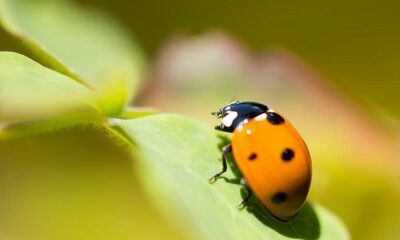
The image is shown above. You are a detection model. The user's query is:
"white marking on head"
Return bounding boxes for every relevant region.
[222,111,238,127]
[267,109,275,113]
[255,113,267,121]
[246,129,252,135]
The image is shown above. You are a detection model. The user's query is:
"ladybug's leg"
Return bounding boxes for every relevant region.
[208,144,231,182]
[214,125,230,132]
[214,125,223,131]
[238,178,253,208]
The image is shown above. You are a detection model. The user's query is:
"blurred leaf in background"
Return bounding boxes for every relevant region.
[0,0,147,138]
[0,0,145,116]
[0,52,98,122]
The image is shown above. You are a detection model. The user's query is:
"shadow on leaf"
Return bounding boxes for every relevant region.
[242,188,321,239]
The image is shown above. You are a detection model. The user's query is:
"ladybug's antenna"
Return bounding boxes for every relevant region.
[228,96,238,104]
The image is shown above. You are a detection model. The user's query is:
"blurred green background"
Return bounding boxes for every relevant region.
[78,0,400,118]
[1,0,400,239]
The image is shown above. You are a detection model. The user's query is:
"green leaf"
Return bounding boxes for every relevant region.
[115,114,349,240]
[0,51,101,138]
[0,0,145,115]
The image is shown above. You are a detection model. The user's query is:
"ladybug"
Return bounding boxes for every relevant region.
[210,101,311,221]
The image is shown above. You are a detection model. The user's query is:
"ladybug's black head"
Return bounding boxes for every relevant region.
[212,101,268,132]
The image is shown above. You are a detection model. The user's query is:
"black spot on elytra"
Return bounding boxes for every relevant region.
[267,112,285,125]
[248,153,257,160]
[281,148,294,161]
[271,192,287,204]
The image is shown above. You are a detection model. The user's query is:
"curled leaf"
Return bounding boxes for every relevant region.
[0,0,145,115]
[0,52,100,138]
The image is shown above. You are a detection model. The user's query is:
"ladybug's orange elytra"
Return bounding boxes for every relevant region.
[210,101,312,221]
